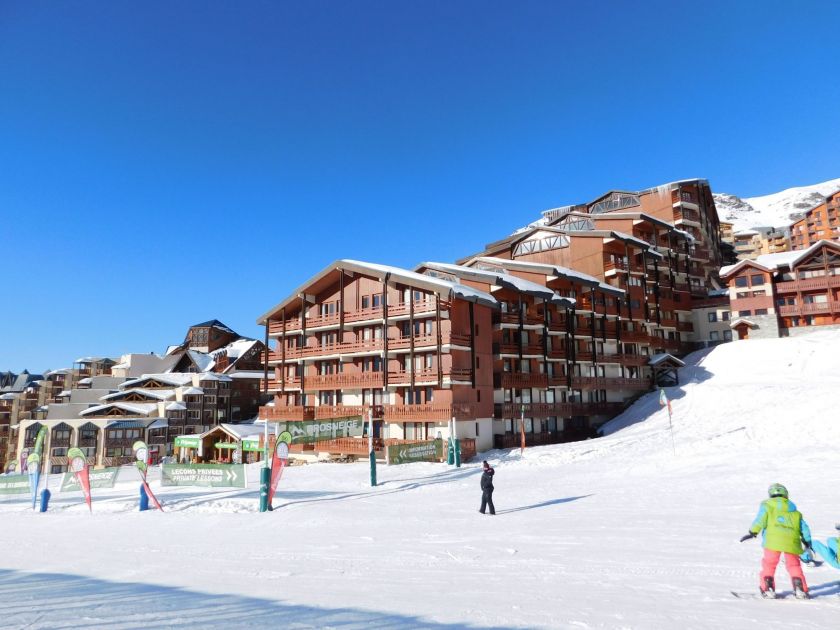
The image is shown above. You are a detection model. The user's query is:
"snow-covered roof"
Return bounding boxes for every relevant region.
[181,386,203,395]
[0,393,17,400]
[418,261,575,307]
[257,259,499,324]
[121,373,194,389]
[218,423,265,440]
[648,353,686,367]
[197,373,232,382]
[77,377,92,385]
[80,402,158,417]
[101,389,174,402]
[227,371,267,380]
[187,350,215,372]
[211,338,259,361]
[720,240,840,277]
[730,318,758,329]
[472,257,625,297]
[733,229,760,237]
[149,418,169,429]
[165,402,187,411]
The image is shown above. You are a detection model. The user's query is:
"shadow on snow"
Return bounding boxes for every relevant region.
[0,568,515,629]
[495,494,593,515]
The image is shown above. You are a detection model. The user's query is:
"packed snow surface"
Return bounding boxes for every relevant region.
[3,332,840,628]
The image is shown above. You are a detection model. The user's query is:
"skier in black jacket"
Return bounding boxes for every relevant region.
[479,460,495,515]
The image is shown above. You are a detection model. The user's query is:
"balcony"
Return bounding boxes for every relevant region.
[778,301,840,316]
[494,402,624,419]
[775,276,840,293]
[573,352,650,366]
[603,255,644,273]
[568,376,651,391]
[499,312,544,326]
[388,369,441,385]
[677,321,694,332]
[383,403,477,421]
[500,373,549,390]
[494,342,544,356]
[270,331,473,363]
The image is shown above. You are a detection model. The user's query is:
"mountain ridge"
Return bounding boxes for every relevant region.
[714,177,840,232]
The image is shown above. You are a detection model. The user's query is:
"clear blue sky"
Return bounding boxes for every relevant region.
[2,1,839,372]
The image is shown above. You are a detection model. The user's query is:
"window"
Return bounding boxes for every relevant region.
[734,277,748,287]
[707,312,717,323]
[750,275,764,286]
[754,309,768,315]
[738,310,751,316]
[710,331,720,341]
[751,290,766,297]
[372,294,381,308]
[722,311,730,321]
[361,296,370,309]
[723,330,733,341]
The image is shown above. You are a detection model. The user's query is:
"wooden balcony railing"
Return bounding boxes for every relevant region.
[603,256,644,273]
[778,301,840,316]
[494,342,544,356]
[383,403,477,421]
[775,276,840,293]
[494,402,624,419]
[268,301,446,335]
[500,373,549,390]
[499,312,544,326]
[568,376,651,391]
[388,369,440,385]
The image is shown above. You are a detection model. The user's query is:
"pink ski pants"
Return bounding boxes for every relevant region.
[760,548,808,591]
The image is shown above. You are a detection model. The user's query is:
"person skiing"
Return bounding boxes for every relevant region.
[740,483,812,599]
[479,460,495,515]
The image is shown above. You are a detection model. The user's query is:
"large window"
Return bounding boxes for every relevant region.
[754,309,768,315]
[710,331,720,341]
[738,310,751,316]
[707,312,717,323]
[734,277,749,288]
[723,330,733,341]
[750,274,764,286]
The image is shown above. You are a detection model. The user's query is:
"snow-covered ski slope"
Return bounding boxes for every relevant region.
[3,332,840,629]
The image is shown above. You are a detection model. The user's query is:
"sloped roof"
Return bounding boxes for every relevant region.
[189,319,238,335]
[80,402,158,417]
[257,259,499,324]
[649,353,686,367]
[471,257,625,298]
[418,261,575,308]
[720,240,840,277]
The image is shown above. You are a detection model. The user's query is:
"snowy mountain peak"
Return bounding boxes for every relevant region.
[714,177,840,231]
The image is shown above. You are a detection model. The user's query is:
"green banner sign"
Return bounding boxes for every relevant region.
[0,474,30,495]
[174,436,201,448]
[242,439,261,452]
[386,440,442,465]
[214,442,238,449]
[277,417,364,444]
[60,467,120,492]
[161,463,246,488]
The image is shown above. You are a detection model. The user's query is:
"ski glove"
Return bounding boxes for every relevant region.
[740,532,757,542]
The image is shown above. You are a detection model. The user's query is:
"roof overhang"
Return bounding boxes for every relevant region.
[257,259,498,324]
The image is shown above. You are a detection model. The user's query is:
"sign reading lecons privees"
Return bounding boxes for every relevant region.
[161,463,246,488]
[0,474,30,495]
[277,417,364,444]
[385,440,442,465]
[60,467,120,492]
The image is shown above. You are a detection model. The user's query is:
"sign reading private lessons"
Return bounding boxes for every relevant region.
[161,463,246,488]
[385,440,441,465]
[276,417,364,444]
[60,467,120,492]
[0,474,30,495]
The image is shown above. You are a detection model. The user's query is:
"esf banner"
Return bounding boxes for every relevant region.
[385,440,442,465]
[60,467,120,492]
[0,474,30,495]
[161,463,246,488]
[278,417,364,444]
